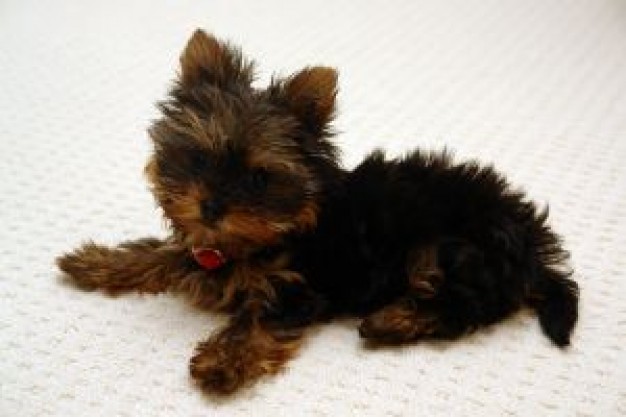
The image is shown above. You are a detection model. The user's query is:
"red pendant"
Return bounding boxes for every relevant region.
[192,247,226,270]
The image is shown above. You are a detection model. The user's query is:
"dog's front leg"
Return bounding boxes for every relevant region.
[190,308,305,395]
[188,276,324,396]
[57,237,203,295]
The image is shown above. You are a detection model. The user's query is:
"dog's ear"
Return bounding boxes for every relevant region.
[281,67,338,134]
[179,29,254,89]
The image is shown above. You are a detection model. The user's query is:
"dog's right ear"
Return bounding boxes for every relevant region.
[179,29,254,89]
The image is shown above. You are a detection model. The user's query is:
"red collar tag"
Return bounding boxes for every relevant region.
[192,247,226,270]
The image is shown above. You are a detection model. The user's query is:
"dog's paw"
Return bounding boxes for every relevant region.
[190,324,301,395]
[358,299,439,344]
[56,243,119,290]
[190,343,244,395]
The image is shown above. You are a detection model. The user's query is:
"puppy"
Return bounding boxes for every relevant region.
[58,30,579,395]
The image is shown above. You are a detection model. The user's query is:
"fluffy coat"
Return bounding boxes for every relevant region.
[57,30,578,395]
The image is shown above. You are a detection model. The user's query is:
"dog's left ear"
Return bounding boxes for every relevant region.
[179,29,254,89]
[280,67,338,134]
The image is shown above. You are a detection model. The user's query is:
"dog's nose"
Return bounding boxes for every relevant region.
[200,200,224,223]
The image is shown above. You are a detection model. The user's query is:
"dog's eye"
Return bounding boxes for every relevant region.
[191,153,209,173]
[248,168,269,191]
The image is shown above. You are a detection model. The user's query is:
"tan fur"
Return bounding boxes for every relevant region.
[57,234,305,395]
[293,201,319,231]
[56,238,194,294]
[359,298,439,343]
[190,314,304,395]
[180,30,254,89]
[161,183,207,223]
[284,67,338,127]
[58,236,302,313]
[220,211,284,247]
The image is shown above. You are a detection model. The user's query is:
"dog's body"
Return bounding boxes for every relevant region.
[294,151,577,335]
[58,30,578,395]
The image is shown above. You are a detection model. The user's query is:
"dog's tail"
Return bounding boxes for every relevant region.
[526,209,579,347]
[532,267,579,346]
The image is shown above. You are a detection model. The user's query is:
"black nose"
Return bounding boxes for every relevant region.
[200,200,224,223]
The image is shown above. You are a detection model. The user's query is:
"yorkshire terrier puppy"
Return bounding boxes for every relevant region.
[58,30,579,395]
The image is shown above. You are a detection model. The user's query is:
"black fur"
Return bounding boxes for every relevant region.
[287,150,579,345]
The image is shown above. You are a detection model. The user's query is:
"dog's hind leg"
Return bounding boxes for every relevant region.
[358,296,441,343]
[405,244,445,298]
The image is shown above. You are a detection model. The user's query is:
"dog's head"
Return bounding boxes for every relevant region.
[146,30,340,259]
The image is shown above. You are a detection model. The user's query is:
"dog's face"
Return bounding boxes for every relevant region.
[146,30,339,258]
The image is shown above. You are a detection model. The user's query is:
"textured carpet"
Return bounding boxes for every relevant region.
[1,0,625,415]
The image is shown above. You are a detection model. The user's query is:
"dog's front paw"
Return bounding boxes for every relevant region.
[190,324,302,395]
[190,341,245,395]
[56,242,118,290]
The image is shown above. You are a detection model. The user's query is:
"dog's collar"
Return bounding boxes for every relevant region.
[191,247,227,270]
[191,243,287,270]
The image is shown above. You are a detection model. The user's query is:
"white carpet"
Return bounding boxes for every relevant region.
[1,0,625,415]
